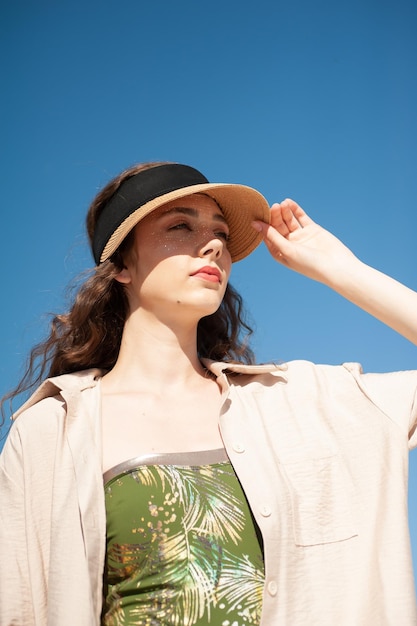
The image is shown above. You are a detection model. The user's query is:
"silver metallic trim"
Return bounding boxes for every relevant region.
[103,448,229,485]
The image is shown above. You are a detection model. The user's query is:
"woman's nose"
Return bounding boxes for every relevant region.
[199,236,224,259]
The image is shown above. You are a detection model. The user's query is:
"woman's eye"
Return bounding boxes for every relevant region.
[167,222,229,241]
[217,231,230,242]
[169,222,191,232]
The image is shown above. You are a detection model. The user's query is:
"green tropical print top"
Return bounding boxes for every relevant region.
[102,448,264,625]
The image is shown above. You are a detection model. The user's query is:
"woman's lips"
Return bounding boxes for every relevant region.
[191,266,221,283]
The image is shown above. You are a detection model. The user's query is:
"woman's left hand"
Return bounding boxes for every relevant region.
[252,198,357,284]
[252,198,417,345]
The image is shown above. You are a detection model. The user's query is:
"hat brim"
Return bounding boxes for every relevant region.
[100,182,270,263]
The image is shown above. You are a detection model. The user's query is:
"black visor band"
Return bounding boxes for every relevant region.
[92,164,209,264]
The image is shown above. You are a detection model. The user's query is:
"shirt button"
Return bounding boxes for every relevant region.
[232,442,245,453]
[267,580,278,596]
[260,505,272,517]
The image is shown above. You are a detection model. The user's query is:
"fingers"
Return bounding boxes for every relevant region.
[272,199,314,232]
[271,203,300,236]
[251,198,319,267]
[252,199,314,238]
[251,219,292,264]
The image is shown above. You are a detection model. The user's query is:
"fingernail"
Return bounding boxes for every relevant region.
[251,221,262,232]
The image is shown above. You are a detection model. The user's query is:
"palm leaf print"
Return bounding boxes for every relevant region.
[133,464,251,623]
[181,465,245,544]
[104,462,264,625]
[218,552,264,620]
[132,464,245,544]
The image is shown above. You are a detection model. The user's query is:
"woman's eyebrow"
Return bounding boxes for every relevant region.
[159,207,228,224]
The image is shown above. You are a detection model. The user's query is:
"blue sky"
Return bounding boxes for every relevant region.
[1,0,416,586]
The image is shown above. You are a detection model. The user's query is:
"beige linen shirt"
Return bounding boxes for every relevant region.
[1,360,417,625]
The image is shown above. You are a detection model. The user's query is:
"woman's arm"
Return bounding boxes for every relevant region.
[252,199,417,345]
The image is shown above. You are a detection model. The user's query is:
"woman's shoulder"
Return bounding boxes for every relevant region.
[216,358,417,377]
[12,368,103,420]
[2,369,103,459]
[212,359,417,396]
[208,358,360,380]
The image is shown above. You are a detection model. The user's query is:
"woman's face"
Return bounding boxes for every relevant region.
[116,194,232,321]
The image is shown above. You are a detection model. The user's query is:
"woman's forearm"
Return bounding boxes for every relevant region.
[325,257,417,345]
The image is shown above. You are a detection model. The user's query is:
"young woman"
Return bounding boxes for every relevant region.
[1,162,416,626]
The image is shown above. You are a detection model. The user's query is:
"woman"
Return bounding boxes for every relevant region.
[1,161,416,626]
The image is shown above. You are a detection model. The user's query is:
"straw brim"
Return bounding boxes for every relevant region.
[100,182,270,263]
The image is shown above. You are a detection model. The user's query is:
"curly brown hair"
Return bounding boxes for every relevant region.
[1,162,255,424]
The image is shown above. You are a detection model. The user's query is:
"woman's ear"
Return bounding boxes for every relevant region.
[111,249,133,284]
[114,266,132,285]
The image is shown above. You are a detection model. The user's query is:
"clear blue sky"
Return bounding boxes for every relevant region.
[1,0,416,587]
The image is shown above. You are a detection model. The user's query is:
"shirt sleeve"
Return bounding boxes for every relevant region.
[343,364,417,450]
[0,424,37,625]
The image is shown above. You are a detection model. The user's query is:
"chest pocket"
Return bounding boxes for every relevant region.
[279,454,357,546]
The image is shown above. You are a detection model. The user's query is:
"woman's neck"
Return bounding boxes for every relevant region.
[102,309,206,393]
